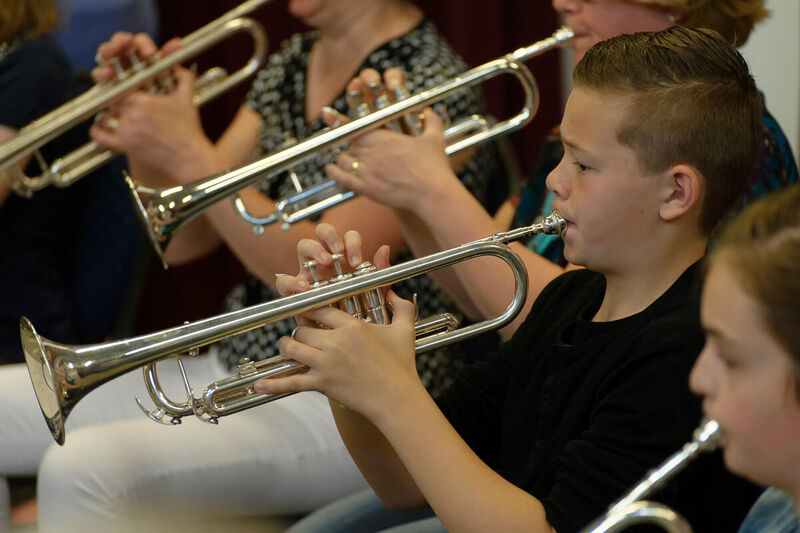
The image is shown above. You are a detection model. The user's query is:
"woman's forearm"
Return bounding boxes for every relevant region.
[394,209,484,320]
[411,180,565,336]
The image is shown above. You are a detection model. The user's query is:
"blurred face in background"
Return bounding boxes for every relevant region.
[551,0,676,62]
[690,257,800,490]
[288,0,389,29]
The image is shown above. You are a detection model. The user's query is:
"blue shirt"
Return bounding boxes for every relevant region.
[739,487,800,533]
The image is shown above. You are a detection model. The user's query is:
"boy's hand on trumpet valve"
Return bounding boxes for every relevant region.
[275,223,391,327]
[254,289,420,421]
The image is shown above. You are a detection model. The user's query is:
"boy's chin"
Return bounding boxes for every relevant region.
[721,445,755,482]
[562,245,585,269]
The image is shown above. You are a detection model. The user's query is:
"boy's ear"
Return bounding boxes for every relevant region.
[659,164,702,224]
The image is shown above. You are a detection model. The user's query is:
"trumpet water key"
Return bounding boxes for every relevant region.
[0,0,271,196]
[128,27,574,268]
[22,212,565,444]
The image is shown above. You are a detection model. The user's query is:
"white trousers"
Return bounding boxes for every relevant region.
[0,351,367,532]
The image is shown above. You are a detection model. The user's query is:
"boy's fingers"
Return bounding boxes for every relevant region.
[275,274,309,297]
[277,331,323,366]
[307,305,357,330]
[297,237,333,267]
[171,66,197,97]
[253,373,313,395]
[372,244,391,271]
[386,290,416,328]
[314,223,345,255]
[342,230,364,267]
[419,107,444,136]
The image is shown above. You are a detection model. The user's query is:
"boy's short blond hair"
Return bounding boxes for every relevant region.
[573,26,762,235]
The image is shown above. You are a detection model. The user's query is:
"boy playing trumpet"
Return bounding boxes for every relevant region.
[262,27,763,532]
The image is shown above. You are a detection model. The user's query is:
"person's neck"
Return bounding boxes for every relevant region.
[314,2,422,65]
[592,232,707,323]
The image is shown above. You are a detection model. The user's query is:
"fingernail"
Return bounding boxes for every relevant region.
[253,381,268,393]
[321,106,335,114]
[349,253,361,266]
[319,251,331,263]
[297,280,309,290]
[275,273,289,278]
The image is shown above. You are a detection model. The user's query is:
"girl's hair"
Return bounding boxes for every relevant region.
[0,0,59,44]
[711,184,800,390]
[637,0,769,46]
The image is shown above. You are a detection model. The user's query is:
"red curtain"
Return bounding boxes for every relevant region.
[134,0,562,332]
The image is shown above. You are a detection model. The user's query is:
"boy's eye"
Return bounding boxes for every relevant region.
[716,350,739,369]
[573,161,590,172]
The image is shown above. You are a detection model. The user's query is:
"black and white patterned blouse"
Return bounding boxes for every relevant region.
[218,20,503,395]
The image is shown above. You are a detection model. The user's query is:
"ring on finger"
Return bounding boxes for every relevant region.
[350,159,360,176]
[291,327,299,340]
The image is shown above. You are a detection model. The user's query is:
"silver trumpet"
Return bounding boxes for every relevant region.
[128,27,574,268]
[0,0,271,197]
[22,212,565,444]
[580,419,724,533]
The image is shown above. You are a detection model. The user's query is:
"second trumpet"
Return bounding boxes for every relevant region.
[127,27,574,267]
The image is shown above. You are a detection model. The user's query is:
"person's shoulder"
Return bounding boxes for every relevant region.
[528,268,604,317]
[1,36,70,83]
[625,265,704,364]
[641,265,702,334]
[0,36,73,128]
[543,268,602,297]
[372,19,467,72]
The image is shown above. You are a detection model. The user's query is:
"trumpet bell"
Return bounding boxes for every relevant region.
[21,318,69,445]
[126,173,171,269]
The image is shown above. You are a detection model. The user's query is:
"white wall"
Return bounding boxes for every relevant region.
[739,0,800,162]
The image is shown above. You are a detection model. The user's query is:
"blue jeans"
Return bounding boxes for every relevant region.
[289,488,447,533]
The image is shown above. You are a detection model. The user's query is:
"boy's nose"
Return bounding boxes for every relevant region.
[545,161,568,199]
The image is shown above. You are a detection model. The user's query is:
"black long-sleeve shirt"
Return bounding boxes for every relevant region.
[437,265,760,532]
